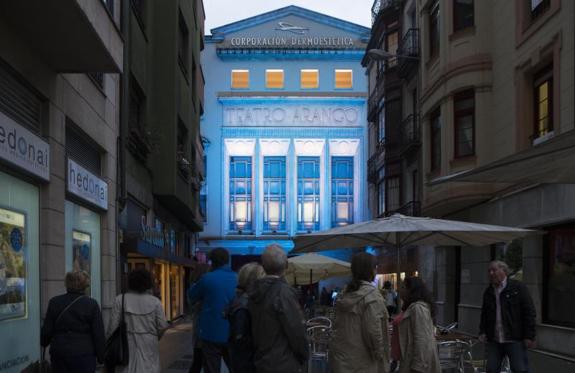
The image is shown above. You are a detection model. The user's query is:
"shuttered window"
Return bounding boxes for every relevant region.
[335,69,353,89]
[0,59,45,132]
[231,70,249,89]
[266,69,284,89]
[301,69,319,89]
[66,123,101,175]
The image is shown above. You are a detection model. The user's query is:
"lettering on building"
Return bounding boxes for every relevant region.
[224,106,360,127]
[67,159,108,210]
[229,36,355,48]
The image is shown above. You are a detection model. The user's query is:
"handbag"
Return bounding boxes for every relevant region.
[104,293,129,369]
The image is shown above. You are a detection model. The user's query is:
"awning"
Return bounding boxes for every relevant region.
[429,130,575,185]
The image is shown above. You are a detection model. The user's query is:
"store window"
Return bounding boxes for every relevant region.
[454,90,475,158]
[229,157,252,233]
[331,157,354,227]
[266,69,284,89]
[533,65,553,141]
[335,69,353,89]
[301,69,319,89]
[544,225,575,327]
[430,108,441,172]
[453,0,474,32]
[263,157,286,233]
[297,157,320,232]
[429,0,440,60]
[231,70,249,89]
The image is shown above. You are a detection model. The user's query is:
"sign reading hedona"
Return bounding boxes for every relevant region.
[224,105,361,127]
[67,159,108,210]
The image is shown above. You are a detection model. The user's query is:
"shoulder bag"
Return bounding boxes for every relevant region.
[104,293,129,369]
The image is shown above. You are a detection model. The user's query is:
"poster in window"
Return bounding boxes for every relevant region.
[72,230,91,275]
[0,207,26,321]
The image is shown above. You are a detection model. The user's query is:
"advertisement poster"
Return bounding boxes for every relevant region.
[0,207,26,321]
[72,230,91,275]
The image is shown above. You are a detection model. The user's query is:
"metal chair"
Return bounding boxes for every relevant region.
[437,340,470,372]
[307,324,331,373]
[306,316,333,329]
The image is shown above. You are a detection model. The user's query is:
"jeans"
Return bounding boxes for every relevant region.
[486,341,530,373]
[51,354,97,373]
[201,340,230,373]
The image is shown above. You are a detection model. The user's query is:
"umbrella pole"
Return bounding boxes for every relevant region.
[310,269,312,286]
[396,234,401,290]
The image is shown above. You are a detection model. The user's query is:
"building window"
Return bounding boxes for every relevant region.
[129,78,145,132]
[231,70,249,89]
[544,225,575,327]
[429,0,440,60]
[229,157,252,233]
[131,0,145,30]
[301,69,319,89]
[178,10,189,77]
[453,0,474,32]
[386,175,401,212]
[377,182,385,217]
[297,157,320,232]
[200,156,207,222]
[533,65,553,140]
[530,0,550,20]
[335,69,353,89]
[263,157,286,233]
[176,119,189,179]
[454,90,475,158]
[430,108,441,172]
[331,157,354,227]
[386,31,399,68]
[266,69,284,89]
[378,109,385,143]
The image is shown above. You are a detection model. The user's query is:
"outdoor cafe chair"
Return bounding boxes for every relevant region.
[307,324,331,373]
[306,316,332,329]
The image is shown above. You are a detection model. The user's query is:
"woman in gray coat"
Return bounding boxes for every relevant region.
[108,268,169,373]
[330,252,390,373]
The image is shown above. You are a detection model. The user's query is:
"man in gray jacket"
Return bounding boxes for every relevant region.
[249,244,309,373]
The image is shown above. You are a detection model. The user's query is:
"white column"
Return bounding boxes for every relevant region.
[288,140,297,236]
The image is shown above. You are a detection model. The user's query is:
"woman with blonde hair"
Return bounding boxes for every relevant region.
[228,262,265,373]
[41,271,105,372]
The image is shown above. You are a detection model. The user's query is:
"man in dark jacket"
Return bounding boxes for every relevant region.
[249,244,309,373]
[41,271,105,372]
[188,248,237,373]
[479,260,536,373]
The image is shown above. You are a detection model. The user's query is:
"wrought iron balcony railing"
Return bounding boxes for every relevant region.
[400,114,421,156]
[385,201,422,217]
[371,0,400,25]
[397,28,420,79]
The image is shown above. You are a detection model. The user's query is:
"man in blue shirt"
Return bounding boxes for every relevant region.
[188,248,238,373]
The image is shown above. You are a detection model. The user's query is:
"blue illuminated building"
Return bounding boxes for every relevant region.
[199,6,370,262]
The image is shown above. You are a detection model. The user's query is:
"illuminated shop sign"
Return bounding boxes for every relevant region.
[224,105,361,127]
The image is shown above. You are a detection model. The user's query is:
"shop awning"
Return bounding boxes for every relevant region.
[429,130,575,185]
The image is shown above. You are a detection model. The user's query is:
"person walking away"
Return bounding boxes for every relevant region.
[188,248,237,373]
[330,252,390,373]
[479,260,536,373]
[382,281,399,317]
[41,271,105,373]
[188,263,210,373]
[398,276,440,373]
[228,262,265,373]
[107,268,168,373]
[249,244,309,373]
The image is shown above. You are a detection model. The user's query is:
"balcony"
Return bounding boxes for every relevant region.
[397,29,420,79]
[368,82,385,120]
[371,0,400,25]
[0,0,122,72]
[400,114,421,158]
[386,201,422,217]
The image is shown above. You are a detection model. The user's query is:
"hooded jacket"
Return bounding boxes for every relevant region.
[248,276,309,373]
[329,281,390,373]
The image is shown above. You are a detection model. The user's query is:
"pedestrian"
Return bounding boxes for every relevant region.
[389,310,404,372]
[188,248,237,373]
[188,263,210,373]
[107,268,169,373]
[228,262,265,373]
[479,260,536,373]
[398,276,440,373]
[249,244,309,373]
[41,271,105,373]
[382,280,399,317]
[330,252,390,373]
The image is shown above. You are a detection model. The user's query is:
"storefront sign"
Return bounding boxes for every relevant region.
[67,159,108,210]
[0,110,50,181]
[229,35,355,48]
[0,207,26,322]
[224,105,360,127]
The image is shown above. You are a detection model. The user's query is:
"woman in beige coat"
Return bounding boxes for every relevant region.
[330,252,390,373]
[107,268,169,373]
[398,276,440,373]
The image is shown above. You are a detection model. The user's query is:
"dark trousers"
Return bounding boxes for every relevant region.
[51,354,97,373]
[486,341,530,373]
[201,340,230,373]
[188,346,203,373]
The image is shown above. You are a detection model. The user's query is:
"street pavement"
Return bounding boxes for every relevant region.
[159,317,229,373]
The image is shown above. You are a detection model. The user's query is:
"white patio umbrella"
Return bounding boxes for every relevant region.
[292,214,538,278]
[286,253,351,285]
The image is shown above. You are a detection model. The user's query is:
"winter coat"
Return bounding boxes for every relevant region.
[107,292,168,373]
[398,301,441,373]
[188,265,238,344]
[329,281,390,373]
[248,276,309,373]
[41,291,106,362]
[479,278,536,342]
[228,291,256,373]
